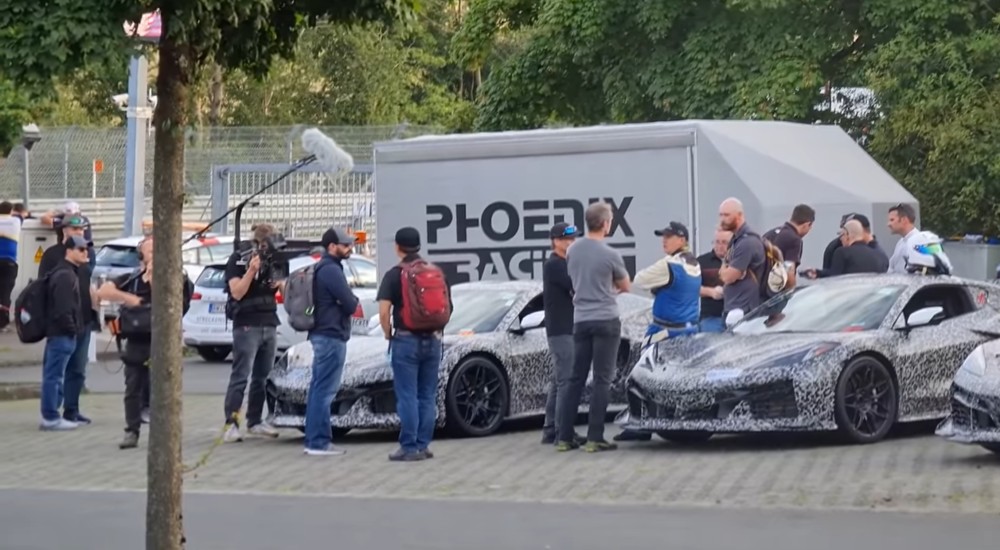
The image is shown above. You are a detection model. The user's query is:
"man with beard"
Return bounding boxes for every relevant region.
[717,198,765,325]
[302,228,360,456]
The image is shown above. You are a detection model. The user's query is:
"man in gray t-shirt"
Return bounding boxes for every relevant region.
[718,198,765,324]
[556,201,631,453]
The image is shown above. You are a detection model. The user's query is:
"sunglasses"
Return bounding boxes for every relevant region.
[559,225,578,238]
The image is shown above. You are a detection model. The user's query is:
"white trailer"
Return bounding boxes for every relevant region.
[372,120,917,283]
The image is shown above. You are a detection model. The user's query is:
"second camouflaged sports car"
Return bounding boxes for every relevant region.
[265,280,653,437]
[936,337,1000,455]
[620,274,1000,444]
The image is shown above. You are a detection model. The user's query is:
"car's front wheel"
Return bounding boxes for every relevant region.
[196,346,231,362]
[834,356,898,444]
[445,356,510,437]
[656,430,713,444]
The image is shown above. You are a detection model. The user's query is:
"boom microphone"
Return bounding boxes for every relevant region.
[182,128,352,246]
[301,128,354,175]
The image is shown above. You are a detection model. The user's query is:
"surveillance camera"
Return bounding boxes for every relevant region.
[21,123,41,150]
[111,93,129,110]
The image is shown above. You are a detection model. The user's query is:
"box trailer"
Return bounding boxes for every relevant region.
[372,120,918,283]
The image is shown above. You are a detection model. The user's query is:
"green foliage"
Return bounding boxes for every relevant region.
[0,76,32,156]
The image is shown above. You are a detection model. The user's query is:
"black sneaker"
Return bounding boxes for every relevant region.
[613,430,651,442]
[584,440,618,453]
[555,440,580,452]
[119,431,139,449]
[540,430,556,445]
[572,433,588,446]
[65,413,92,426]
[388,448,425,462]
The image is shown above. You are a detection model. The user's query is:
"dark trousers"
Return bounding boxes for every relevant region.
[62,330,91,419]
[225,325,277,427]
[390,332,443,453]
[557,319,621,443]
[0,260,16,329]
[122,339,151,434]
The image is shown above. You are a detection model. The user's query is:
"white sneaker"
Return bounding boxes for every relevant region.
[303,445,346,456]
[39,418,78,431]
[248,423,279,438]
[222,424,243,443]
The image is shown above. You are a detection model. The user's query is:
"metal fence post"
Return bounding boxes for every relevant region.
[210,165,230,235]
[123,54,151,238]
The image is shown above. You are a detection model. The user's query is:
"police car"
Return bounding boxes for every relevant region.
[181,254,380,362]
[93,232,235,322]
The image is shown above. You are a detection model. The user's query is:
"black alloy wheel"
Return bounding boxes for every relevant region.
[656,430,713,444]
[445,356,510,437]
[196,346,231,362]
[834,356,898,444]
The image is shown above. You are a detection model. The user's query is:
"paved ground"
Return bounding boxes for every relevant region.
[2,488,997,550]
[2,393,998,514]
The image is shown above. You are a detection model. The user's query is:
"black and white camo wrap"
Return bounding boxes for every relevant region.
[265,280,653,433]
[620,274,1000,437]
[936,338,1000,450]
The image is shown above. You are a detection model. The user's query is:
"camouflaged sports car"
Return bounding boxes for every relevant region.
[620,274,1000,445]
[265,280,653,437]
[936,337,1000,455]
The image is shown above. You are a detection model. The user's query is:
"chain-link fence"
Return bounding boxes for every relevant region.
[0,124,441,201]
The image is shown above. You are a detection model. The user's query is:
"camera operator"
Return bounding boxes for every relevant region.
[98,235,193,449]
[222,223,285,443]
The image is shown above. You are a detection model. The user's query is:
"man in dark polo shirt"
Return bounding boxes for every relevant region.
[806,219,889,278]
[822,213,888,270]
[697,228,732,333]
[718,198,765,326]
[763,204,814,288]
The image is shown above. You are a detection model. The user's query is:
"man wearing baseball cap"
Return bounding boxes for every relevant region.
[38,215,99,426]
[615,221,702,442]
[540,222,586,446]
[42,202,95,265]
[302,227,360,456]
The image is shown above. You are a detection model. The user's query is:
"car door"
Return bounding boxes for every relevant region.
[502,293,553,414]
[890,284,998,417]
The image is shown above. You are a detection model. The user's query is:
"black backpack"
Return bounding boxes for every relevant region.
[14,275,51,343]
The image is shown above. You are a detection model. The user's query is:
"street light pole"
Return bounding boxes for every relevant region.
[20,123,41,209]
[122,53,151,238]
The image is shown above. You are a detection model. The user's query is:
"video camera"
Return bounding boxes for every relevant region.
[236,232,288,286]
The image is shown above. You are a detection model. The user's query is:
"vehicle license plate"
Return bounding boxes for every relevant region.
[208,303,225,314]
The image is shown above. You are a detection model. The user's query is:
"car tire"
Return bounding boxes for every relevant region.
[980,443,1000,455]
[656,430,713,444]
[445,356,510,437]
[834,356,898,444]
[196,346,231,362]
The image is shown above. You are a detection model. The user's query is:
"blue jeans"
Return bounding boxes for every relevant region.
[41,335,76,421]
[699,317,725,333]
[304,334,347,451]
[62,331,91,419]
[390,333,443,453]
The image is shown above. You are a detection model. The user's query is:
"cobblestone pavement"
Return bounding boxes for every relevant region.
[2,395,998,514]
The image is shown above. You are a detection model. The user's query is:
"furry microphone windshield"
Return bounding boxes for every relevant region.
[301,128,354,175]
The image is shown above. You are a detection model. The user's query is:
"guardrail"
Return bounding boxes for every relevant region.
[28,193,374,246]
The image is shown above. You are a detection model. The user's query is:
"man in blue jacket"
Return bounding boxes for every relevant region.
[303,227,359,456]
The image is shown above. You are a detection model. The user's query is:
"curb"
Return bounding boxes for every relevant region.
[0,351,120,369]
[0,383,42,401]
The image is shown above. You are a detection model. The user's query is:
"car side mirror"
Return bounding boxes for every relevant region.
[905,306,945,329]
[511,311,545,335]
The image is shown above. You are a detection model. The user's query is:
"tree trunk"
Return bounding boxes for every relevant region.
[146,27,188,550]
[209,62,224,126]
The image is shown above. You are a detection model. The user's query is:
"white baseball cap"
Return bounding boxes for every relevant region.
[63,201,81,214]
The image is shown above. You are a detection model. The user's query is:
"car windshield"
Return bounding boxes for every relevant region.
[196,266,228,289]
[95,245,140,268]
[732,283,905,334]
[443,289,521,335]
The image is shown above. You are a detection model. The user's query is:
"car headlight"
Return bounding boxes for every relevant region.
[762,342,840,367]
[958,345,987,378]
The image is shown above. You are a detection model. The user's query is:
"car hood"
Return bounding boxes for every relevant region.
[643,331,869,375]
[277,334,469,388]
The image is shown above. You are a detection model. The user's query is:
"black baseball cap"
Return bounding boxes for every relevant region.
[549,222,579,239]
[654,221,689,240]
[841,213,871,230]
[321,227,356,248]
[395,227,421,251]
[66,235,89,250]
